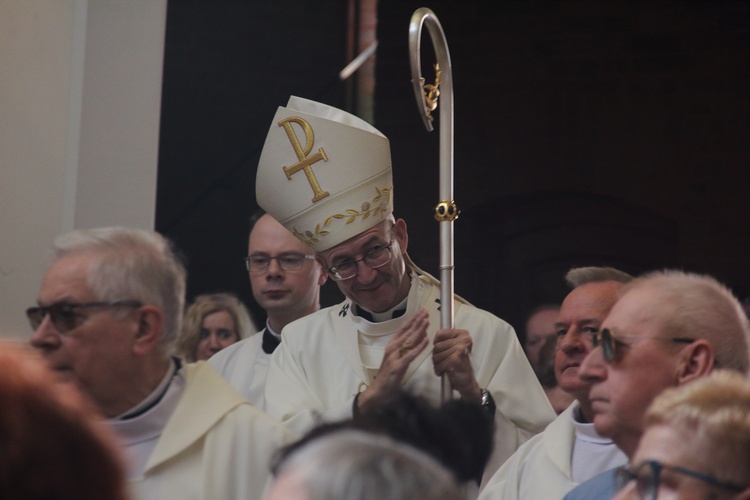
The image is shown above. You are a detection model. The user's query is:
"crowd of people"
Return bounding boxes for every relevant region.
[6,96,750,500]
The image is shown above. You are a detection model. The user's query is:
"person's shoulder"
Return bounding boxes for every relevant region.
[282,301,349,334]
[506,425,547,464]
[223,398,293,439]
[187,363,281,423]
[563,467,618,500]
[478,429,548,500]
[456,303,516,336]
[207,332,263,372]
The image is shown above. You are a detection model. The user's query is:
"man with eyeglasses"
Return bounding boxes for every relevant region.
[28,227,291,500]
[479,266,630,500]
[209,210,327,408]
[255,96,556,483]
[564,270,750,499]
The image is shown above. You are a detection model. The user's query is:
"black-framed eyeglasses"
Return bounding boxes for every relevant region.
[616,460,747,500]
[26,300,143,333]
[327,243,393,281]
[244,253,315,273]
[593,328,694,363]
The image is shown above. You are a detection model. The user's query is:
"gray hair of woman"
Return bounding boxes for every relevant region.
[176,292,257,362]
[265,430,463,500]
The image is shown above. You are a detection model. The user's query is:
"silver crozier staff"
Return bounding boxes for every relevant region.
[409,8,457,403]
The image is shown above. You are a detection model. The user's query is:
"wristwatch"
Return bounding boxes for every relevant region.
[480,388,496,419]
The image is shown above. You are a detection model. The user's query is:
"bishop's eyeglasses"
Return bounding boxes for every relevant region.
[326,243,393,281]
[615,460,747,500]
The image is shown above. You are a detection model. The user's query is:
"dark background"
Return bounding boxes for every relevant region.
[157,0,750,340]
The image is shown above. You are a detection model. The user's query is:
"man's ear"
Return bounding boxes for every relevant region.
[315,255,329,284]
[393,218,408,254]
[317,263,329,286]
[132,305,164,356]
[677,339,714,384]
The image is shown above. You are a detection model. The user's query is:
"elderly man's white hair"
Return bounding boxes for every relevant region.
[53,227,186,351]
[267,430,462,500]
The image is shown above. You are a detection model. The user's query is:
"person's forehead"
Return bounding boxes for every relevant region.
[322,222,388,258]
[560,281,622,322]
[202,310,235,327]
[249,215,313,254]
[633,424,693,465]
[38,253,95,304]
[603,286,658,329]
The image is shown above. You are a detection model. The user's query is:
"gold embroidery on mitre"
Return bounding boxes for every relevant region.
[292,186,392,245]
[278,116,330,203]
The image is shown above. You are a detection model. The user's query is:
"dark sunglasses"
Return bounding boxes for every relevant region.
[616,460,747,499]
[26,300,142,333]
[592,328,694,362]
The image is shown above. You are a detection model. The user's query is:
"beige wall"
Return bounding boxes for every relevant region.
[0,0,166,339]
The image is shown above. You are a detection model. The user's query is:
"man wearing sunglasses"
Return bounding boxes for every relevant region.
[479,266,631,500]
[28,227,290,500]
[209,210,328,409]
[564,270,750,499]
[255,96,556,483]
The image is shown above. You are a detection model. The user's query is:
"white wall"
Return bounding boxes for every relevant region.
[0,0,167,339]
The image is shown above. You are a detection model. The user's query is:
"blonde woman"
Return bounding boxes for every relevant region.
[177,293,257,361]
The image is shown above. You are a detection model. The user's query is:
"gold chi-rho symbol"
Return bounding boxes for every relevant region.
[279,116,330,203]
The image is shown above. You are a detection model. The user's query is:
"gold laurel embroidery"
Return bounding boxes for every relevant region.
[292,187,391,245]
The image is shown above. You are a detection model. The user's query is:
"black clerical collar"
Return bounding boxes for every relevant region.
[262,320,281,354]
[355,303,407,323]
[119,357,182,420]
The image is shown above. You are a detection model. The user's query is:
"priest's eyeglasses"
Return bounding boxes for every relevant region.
[26,300,143,333]
[245,253,315,273]
[615,460,747,500]
[592,328,694,363]
[327,243,393,281]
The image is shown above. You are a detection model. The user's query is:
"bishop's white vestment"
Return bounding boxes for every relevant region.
[263,275,556,480]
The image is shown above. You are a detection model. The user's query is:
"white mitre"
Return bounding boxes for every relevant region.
[256,96,393,252]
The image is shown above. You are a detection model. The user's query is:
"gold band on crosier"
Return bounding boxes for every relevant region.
[434,200,458,222]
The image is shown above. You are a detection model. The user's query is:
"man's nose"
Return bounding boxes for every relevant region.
[29,315,61,350]
[354,260,377,283]
[578,346,607,383]
[559,329,585,354]
[266,257,284,277]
